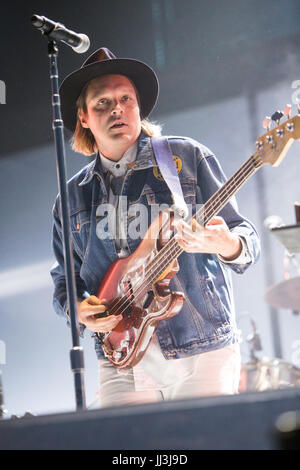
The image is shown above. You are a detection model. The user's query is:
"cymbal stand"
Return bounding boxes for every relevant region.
[283,249,300,280]
[246,317,262,362]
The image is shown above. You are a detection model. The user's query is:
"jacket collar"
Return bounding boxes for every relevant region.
[79,131,155,186]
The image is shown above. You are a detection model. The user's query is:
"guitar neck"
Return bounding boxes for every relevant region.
[144,154,262,285]
[194,154,261,226]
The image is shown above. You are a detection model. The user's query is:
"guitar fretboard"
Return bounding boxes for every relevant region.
[143,154,261,287]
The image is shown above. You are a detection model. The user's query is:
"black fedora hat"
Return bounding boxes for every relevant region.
[59,47,159,132]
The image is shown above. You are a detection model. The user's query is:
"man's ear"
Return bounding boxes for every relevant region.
[78,110,89,129]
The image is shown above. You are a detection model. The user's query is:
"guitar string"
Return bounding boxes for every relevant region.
[108,155,260,318]
[109,130,288,319]
[145,154,260,272]
[135,155,260,287]
[143,136,286,289]
[106,154,261,318]
[104,121,292,321]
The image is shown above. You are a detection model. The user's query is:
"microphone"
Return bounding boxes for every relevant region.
[31,14,90,54]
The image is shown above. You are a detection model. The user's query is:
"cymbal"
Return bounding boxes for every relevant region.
[265,276,300,311]
[270,224,300,253]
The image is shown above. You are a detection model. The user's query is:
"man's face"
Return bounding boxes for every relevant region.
[80,74,141,158]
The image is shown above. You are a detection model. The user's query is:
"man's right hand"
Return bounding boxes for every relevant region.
[77,295,122,333]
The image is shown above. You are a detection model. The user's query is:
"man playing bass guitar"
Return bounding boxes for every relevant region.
[51,47,260,407]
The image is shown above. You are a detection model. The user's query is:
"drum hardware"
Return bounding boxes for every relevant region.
[0,370,6,420]
[239,206,300,393]
[239,357,300,393]
[238,316,300,392]
[246,317,262,362]
[264,203,300,313]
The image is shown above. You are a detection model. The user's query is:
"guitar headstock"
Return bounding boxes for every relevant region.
[254,108,300,168]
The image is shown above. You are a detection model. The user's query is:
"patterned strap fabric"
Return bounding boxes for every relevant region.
[151,136,188,219]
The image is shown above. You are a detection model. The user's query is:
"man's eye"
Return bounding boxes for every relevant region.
[98,99,108,105]
[122,95,131,101]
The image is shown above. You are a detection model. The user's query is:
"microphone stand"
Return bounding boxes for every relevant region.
[48,40,86,411]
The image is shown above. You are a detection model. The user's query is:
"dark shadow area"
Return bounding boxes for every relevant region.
[1,0,300,158]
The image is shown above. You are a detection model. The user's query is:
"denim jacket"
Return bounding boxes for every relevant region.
[50,132,260,360]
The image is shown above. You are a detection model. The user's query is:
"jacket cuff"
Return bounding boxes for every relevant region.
[217,236,252,265]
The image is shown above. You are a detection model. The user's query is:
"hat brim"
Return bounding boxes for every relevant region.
[59,58,159,132]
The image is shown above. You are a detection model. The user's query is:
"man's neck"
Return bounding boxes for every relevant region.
[98,137,139,162]
[100,140,138,164]
[100,148,126,161]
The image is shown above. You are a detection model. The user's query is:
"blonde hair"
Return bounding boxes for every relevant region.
[70,79,161,156]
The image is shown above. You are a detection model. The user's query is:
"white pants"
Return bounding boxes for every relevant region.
[98,344,241,408]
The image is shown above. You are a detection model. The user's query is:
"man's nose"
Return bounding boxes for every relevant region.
[111,100,123,115]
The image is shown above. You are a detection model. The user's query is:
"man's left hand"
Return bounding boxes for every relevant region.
[174,215,242,261]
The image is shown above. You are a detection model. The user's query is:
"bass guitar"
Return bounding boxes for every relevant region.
[96,110,300,369]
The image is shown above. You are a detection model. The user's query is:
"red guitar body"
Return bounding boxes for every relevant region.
[97,210,185,369]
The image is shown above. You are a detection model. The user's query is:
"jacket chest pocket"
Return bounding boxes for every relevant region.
[145,179,197,217]
[180,180,197,209]
[70,209,91,259]
[145,189,173,206]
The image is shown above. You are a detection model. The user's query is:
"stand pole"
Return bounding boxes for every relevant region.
[0,370,6,419]
[48,40,86,411]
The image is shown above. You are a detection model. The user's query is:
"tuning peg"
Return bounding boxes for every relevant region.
[262,116,271,130]
[283,104,292,118]
[271,110,284,124]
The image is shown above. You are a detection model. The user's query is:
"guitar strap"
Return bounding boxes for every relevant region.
[151,136,189,219]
